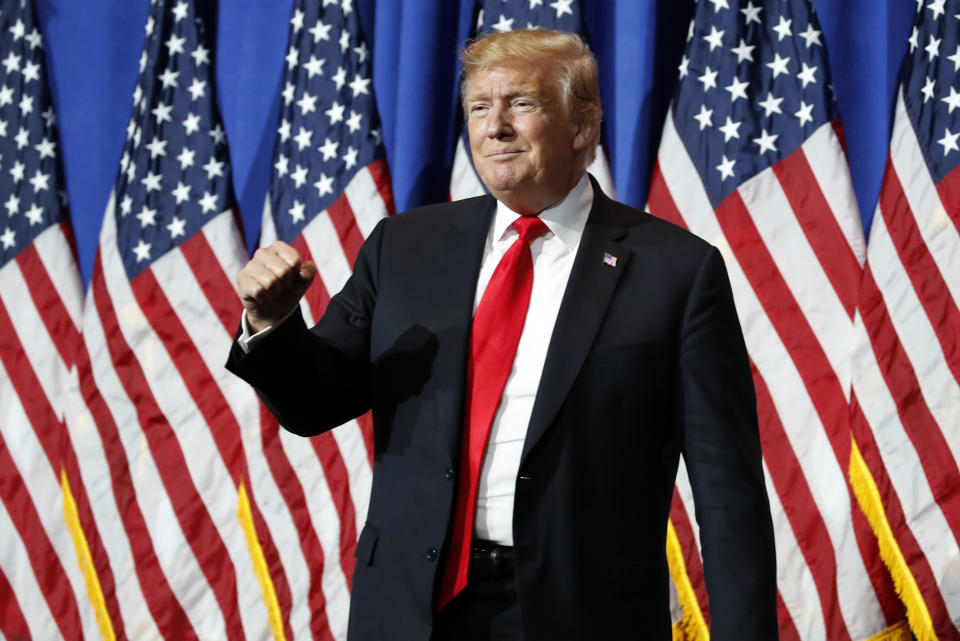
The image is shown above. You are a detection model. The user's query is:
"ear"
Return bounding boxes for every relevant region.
[572,116,597,153]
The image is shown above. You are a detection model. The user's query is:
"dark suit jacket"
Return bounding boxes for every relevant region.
[227,178,778,641]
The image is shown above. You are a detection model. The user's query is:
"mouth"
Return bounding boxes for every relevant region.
[485,149,524,159]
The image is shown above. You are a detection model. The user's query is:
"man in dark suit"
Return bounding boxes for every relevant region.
[228,28,777,641]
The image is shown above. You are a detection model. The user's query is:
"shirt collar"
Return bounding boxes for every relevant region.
[491,173,593,252]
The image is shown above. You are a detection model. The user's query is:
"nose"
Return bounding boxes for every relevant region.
[486,102,514,139]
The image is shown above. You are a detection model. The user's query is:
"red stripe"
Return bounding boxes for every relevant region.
[0,567,31,640]
[310,433,359,589]
[249,490,294,641]
[850,393,960,641]
[848,476,902,626]
[776,592,801,641]
[646,163,688,229]
[882,158,960,386]
[292,236,331,321]
[74,307,198,640]
[934,157,960,232]
[260,406,336,641]
[16,242,82,366]
[367,158,396,216]
[668,489,709,627]
[857,266,960,543]
[327,192,364,268]
[750,360,850,641]
[92,263,244,640]
[180,228,242,337]
[0,432,82,639]
[772,144,862,317]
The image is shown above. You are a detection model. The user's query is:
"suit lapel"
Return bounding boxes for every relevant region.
[521,188,632,463]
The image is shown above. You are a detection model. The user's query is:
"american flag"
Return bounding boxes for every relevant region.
[646,0,908,638]
[448,0,615,201]
[849,1,960,639]
[257,0,393,638]
[63,0,294,638]
[0,0,124,637]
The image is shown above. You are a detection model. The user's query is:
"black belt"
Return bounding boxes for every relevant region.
[469,539,515,581]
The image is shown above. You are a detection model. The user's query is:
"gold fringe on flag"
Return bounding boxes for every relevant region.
[237,481,287,641]
[866,619,915,641]
[849,436,937,641]
[666,519,709,641]
[62,468,115,641]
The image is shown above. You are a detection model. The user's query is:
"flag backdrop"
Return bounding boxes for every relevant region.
[4,0,958,640]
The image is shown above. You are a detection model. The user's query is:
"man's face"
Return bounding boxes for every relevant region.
[465,64,588,214]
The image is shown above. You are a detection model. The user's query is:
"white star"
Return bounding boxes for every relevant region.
[678,55,690,78]
[766,53,790,78]
[278,119,291,142]
[929,0,946,19]
[942,86,960,113]
[314,173,334,197]
[133,239,151,262]
[274,154,289,177]
[172,1,189,21]
[326,101,345,124]
[290,164,308,188]
[925,34,941,61]
[948,46,960,71]
[283,82,296,105]
[938,127,960,154]
[183,112,201,134]
[550,0,573,17]
[203,156,225,179]
[294,126,313,151]
[346,110,363,133]
[702,26,724,51]
[167,216,186,238]
[297,91,318,115]
[141,171,162,192]
[332,66,347,90]
[1,52,20,74]
[529,0,543,7]
[19,95,33,116]
[921,76,936,102]
[716,154,736,180]
[25,203,43,225]
[687,19,695,42]
[343,146,358,170]
[35,137,56,159]
[354,42,368,64]
[797,62,818,88]
[152,102,173,123]
[199,190,219,213]
[303,55,326,78]
[758,92,784,116]
[42,106,56,128]
[286,45,299,69]
[14,127,29,149]
[310,20,332,43]
[718,116,742,141]
[136,204,157,227]
[370,128,381,144]
[4,194,18,216]
[177,147,195,169]
[319,137,339,161]
[8,19,24,41]
[28,169,50,193]
[0,86,13,106]
[772,16,792,41]
[288,199,305,223]
[908,27,919,53]
[698,66,718,91]
[166,33,186,55]
[731,38,754,64]
[0,118,7,137]
[340,30,351,53]
[146,136,167,158]
[349,74,371,97]
[191,44,210,66]
[172,181,191,204]
[210,124,226,145]
[10,160,25,183]
[291,8,305,31]
[492,14,514,32]
[145,16,154,36]
[1,228,15,249]
[794,100,814,126]
[188,78,206,100]
[22,60,39,82]
[693,104,713,130]
[342,0,354,15]
[741,1,762,24]
[708,0,729,11]
[725,76,749,102]
[26,28,43,49]
[799,23,822,47]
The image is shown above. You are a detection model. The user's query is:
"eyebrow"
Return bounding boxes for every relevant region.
[466,86,541,103]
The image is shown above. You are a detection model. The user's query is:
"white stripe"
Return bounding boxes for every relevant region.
[674,459,701,552]
[450,138,487,201]
[330,418,373,536]
[801,123,867,266]
[344,165,389,238]
[32,224,85,329]
[737,165,855,394]
[202,208,248,300]
[867,212,960,462]
[889,90,960,311]
[851,309,960,624]
[260,196,280,246]
[278,428,352,640]
[586,145,616,199]
[0,501,65,641]
[302,210,353,300]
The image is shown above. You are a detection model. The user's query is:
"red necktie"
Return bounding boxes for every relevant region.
[437,215,549,609]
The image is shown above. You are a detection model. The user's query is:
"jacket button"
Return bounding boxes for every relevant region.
[426,547,438,562]
[444,466,454,480]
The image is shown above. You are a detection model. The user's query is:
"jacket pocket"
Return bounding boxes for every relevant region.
[355,523,379,566]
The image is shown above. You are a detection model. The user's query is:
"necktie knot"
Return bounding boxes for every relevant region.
[512,216,549,244]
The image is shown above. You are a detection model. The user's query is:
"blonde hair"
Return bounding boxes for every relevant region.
[460,29,603,151]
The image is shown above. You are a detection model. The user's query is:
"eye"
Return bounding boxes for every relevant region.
[469,103,489,117]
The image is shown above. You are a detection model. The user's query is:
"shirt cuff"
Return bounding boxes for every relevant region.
[237,306,297,354]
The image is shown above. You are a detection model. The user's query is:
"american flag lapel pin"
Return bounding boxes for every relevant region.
[602,252,618,268]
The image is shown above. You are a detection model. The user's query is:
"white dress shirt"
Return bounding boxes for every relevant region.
[239,174,594,546]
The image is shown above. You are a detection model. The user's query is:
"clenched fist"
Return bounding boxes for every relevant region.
[237,241,317,333]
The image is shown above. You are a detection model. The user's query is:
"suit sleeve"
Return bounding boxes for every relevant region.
[225,218,387,436]
[678,246,778,640]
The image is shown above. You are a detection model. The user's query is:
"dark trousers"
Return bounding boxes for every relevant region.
[431,551,521,641]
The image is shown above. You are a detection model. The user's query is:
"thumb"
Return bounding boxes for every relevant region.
[298,260,317,284]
